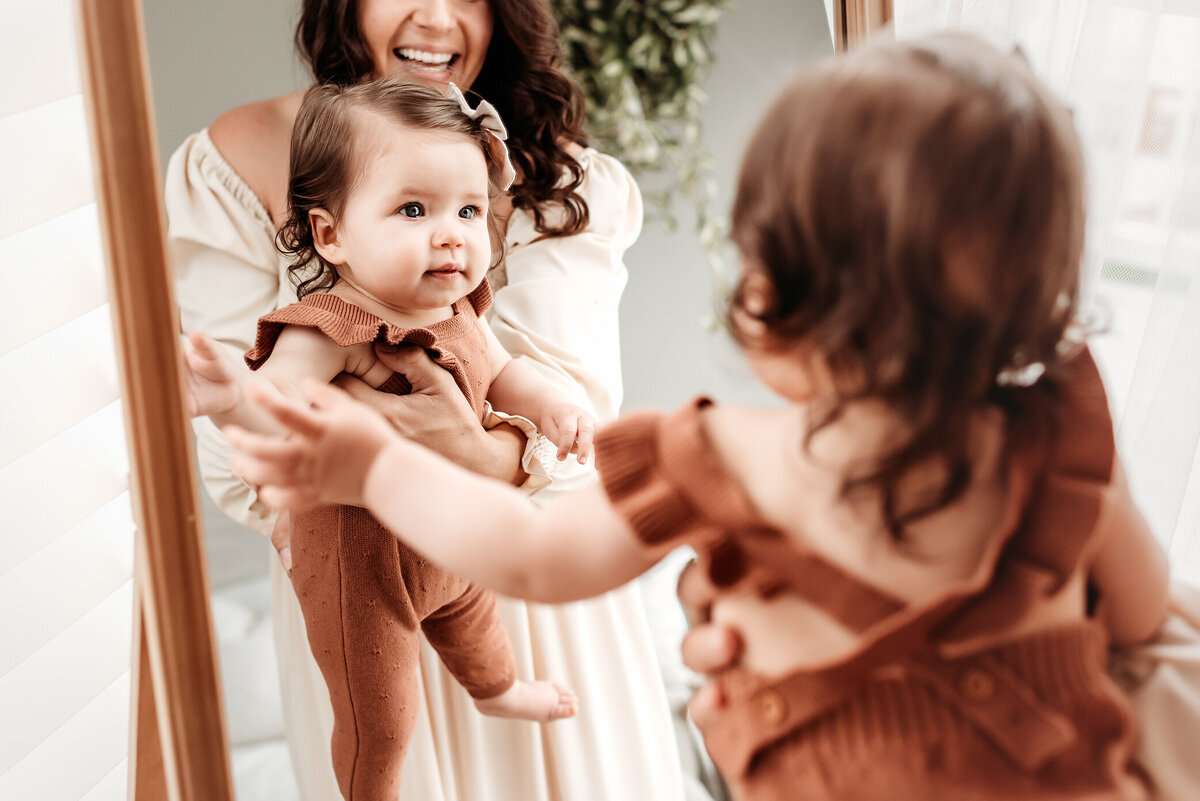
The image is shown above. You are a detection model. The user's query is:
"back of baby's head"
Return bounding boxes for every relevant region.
[730,31,1086,402]
[277,78,500,294]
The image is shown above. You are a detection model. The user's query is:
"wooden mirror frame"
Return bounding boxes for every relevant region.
[76,0,234,798]
[834,0,894,50]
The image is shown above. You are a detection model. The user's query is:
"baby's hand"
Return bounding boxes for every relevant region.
[182,331,241,418]
[540,403,596,464]
[226,380,395,511]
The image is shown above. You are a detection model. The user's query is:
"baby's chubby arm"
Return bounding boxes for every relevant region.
[226,381,662,603]
[1087,460,1170,645]
[477,316,597,463]
[181,326,351,435]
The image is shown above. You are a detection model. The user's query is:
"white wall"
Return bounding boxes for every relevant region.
[143,0,307,162]
[620,2,832,411]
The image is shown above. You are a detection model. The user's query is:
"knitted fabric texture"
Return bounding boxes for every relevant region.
[594,349,1147,801]
[247,285,516,801]
[246,279,493,417]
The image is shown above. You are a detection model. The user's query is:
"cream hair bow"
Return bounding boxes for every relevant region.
[446,82,517,191]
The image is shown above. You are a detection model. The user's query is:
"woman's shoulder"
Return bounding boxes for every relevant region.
[206,90,307,224]
[512,142,643,246]
[570,145,640,209]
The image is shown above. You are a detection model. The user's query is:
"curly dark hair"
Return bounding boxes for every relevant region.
[295,0,589,239]
[275,79,506,298]
[728,33,1087,538]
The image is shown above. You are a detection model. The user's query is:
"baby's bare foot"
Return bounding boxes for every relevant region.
[474,680,577,722]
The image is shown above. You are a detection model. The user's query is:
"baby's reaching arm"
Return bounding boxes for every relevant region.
[182,327,349,435]
[225,380,661,603]
[477,317,596,464]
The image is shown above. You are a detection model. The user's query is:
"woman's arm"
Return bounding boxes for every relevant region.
[227,381,662,602]
[489,149,643,425]
[479,318,596,462]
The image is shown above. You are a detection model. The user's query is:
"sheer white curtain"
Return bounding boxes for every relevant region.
[893,0,1200,584]
[0,0,135,798]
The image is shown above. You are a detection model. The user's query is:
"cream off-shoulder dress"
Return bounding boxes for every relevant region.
[165,129,686,801]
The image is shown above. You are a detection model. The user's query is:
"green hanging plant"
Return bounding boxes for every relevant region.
[551,0,731,283]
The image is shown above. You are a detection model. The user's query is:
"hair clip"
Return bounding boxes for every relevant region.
[446,82,516,191]
[996,361,1046,387]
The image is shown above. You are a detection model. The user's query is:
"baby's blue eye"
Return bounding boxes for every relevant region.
[459,206,479,220]
[398,203,423,218]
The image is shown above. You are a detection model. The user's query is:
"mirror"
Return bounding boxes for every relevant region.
[137,0,833,798]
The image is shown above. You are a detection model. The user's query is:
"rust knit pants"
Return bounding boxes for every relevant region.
[290,504,517,801]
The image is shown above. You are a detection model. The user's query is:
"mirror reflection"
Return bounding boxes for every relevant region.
[143,1,828,799]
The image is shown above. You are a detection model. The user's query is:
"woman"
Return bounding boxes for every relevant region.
[165,1,686,799]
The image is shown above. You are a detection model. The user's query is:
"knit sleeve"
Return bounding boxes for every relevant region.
[594,410,716,549]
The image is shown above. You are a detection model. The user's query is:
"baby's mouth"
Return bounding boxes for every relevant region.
[393,48,458,73]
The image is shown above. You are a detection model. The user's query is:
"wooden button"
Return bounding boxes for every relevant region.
[757,690,787,725]
[959,668,996,701]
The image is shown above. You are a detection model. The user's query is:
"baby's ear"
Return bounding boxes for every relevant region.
[309,208,344,264]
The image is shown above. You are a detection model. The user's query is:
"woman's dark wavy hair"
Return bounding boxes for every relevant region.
[275,79,507,298]
[295,0,589,239]
[728,32,1087,538]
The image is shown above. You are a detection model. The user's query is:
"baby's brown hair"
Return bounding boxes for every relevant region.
[276,78,507,298]
[729,32,1087,536]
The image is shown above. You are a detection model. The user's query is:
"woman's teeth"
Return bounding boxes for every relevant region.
[395,49,455,70]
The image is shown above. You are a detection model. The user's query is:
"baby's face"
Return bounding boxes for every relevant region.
[326,115,491,315]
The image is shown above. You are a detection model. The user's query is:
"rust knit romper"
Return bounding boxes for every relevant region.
[245,282,516,801]
[594,348,1149,801]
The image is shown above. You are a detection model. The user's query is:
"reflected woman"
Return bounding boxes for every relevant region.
[164,1,686,799]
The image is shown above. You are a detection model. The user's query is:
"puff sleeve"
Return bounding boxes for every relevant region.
[165,130,294,536]
[491,148,638,422]
[487,148,641,492]
[594,400,734,552]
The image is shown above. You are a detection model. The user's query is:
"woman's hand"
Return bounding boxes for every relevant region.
[331,343,527,485]
[677,559,744,732]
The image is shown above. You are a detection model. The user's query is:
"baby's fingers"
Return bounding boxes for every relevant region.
[554,420,578,461]
[244,382,325,438]
[183,332,224,376]
[187,330,221,357]
[298,378,360,412]
[225,424,299,461]
[256,484,318,513]
[225,426,305,482]
[571,417,596,464]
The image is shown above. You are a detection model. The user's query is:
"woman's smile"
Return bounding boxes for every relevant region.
[393,46,459,80]
[358,0,495,88]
